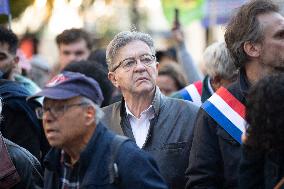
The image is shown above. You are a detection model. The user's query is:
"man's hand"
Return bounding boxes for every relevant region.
[172,28,184,45]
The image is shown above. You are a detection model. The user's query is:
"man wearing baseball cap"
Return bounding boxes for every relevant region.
[30,71,168,189]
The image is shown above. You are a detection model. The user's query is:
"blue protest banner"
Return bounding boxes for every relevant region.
[202,0,246,27]
[0,0,10,15]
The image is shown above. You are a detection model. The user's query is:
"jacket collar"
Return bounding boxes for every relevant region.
[121,87,163,117]
[79,123,105,170]
[237,68,251,100]
[201,75,214,103]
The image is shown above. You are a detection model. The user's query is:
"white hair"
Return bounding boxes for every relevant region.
[203,41,238,80]
[80,97,104,125]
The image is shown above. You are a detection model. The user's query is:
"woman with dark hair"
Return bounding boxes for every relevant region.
[156,62,188,96]
[239,74,284,189]
[63,60,114,107]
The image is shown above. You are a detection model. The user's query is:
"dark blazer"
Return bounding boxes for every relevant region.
[102,88,199,189]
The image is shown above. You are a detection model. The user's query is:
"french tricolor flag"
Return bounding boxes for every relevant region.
[201,87,247,144]
[179,80,203,106]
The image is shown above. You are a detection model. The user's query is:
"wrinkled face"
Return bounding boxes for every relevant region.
[108,40,158,97]
[58,39,91,70]
[258,12,284,73]
[0,42,18,79]
[156,75,178,96]
[42,97,89,149]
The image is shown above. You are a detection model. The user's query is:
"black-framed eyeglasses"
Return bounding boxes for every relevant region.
[112,54,156,72]
[35,102,89,119]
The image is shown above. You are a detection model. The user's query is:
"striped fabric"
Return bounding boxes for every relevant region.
[179,80,203,106]
[202,87,246,144]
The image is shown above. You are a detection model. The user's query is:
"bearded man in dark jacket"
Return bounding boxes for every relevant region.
[0,26,49,160]
[186,0,284,188]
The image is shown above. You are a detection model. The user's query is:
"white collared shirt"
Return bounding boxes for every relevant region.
[208,77,215,95]
[125,103,155,148]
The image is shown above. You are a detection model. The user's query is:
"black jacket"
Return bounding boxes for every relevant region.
[239,146,284,189]
[0,79,49,160]
[186,69,250,189]
[0,133,43,189]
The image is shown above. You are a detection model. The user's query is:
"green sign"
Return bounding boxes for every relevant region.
[161,0,205,26]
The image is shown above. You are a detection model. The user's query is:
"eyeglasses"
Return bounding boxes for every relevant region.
[35,102,89,119]
[112,54,156,72]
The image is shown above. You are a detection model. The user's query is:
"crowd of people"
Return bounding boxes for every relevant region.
[0,0,283,188]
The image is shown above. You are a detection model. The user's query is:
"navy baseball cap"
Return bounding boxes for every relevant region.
[29,71,104,106]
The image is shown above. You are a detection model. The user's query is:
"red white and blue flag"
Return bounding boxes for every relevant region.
[179,80,203,106]
[201,87,246,144]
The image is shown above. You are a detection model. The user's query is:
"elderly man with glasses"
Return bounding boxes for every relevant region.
[29,71,168,189]
[102,31,199,189]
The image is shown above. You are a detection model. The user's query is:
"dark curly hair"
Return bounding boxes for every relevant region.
[63,60,114,107]
[245,73,284,150]
[0,26,18,54]
[225,0,279,68]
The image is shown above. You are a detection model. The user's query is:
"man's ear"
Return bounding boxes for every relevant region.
[154,62,159,77]
[108,72,119,88]
[211,75,222,91]
[85,106,96,126]
[12,56,19,68]
[244,41,261,58]
[13,56,19,63]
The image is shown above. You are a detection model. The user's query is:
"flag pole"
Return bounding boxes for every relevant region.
[8,12,12,30]
[7,0,12,30]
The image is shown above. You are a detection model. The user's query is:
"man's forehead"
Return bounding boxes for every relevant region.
[258,12,284,31]
[115,40,152,60]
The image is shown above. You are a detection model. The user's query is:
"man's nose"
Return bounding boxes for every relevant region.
[134,59,146,71]
[42,110,56,123]
[67,53,77,62]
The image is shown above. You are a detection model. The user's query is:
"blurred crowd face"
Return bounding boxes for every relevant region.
[156,75,178,96]
[58,39,91,70]
[108,40,158,97]
[258,12,284,73]
[42,97,88,149]
[0,42,18,79]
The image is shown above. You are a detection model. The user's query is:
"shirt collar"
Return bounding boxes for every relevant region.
[121,87,163,118]
[60,150,77,167]
[125,102,154,119]
[207,77,215,95]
